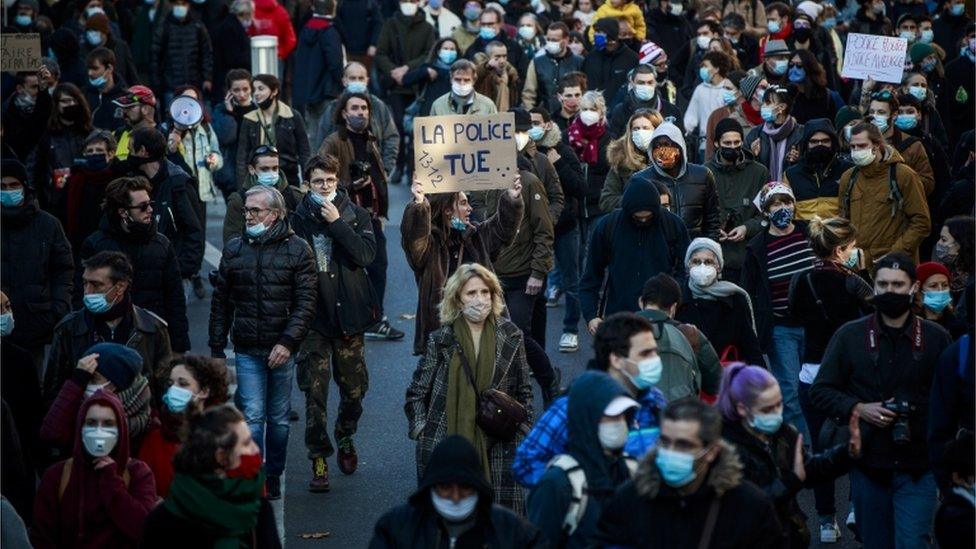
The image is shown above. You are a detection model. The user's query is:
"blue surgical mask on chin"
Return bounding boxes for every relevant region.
[346,81,368,94]
[430,490,478,522]
[450,216,468,232]
[749,411,784,434]
[655,447,700,487]
[246,221,268,237]
[0,312,13,337]
[89,74,107,88]
[162,385,195,413]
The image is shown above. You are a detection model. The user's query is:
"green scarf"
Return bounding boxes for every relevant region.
[164,472,265,549]
[446,317,496,478]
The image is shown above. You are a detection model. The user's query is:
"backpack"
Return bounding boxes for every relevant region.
[648,318,703,401]
[842,163,902,219]
[547,454,639,536]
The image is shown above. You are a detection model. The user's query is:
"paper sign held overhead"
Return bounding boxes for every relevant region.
[1,33,42,73]
[841,33,908,84]
[413,113,518,193]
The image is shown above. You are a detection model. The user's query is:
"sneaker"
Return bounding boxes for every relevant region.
[558,333,579,353]
[542,367,563,408]
[191,275,206,299]
[365,317,405,341]
[545,287,562,307]
[266,475,281,500]
[819,515,841,544]
[289,409,299,422]
[309,457,331,492]
[845,509,858,540]
[337,437,358,475]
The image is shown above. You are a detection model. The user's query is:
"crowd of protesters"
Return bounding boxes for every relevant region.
[1,0,974,545]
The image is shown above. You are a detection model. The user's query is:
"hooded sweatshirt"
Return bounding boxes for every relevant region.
[527,371,634,548]
[31,390,156,549]
[782,118,853,221]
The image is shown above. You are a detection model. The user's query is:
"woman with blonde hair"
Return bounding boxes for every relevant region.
[405,263,534,514]
[600,110,663,212]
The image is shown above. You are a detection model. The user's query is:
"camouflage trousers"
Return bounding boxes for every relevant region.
[297,330,368,459]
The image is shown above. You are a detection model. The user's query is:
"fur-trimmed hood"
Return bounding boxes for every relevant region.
[634,440,743,499]
[538,123,563,149]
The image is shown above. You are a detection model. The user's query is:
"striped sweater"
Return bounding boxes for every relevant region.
[765,230,814,319]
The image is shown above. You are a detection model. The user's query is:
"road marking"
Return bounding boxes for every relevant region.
[205,241,222,268]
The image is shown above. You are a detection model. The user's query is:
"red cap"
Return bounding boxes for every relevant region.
[112,85,157,108]
[916,261,951,285]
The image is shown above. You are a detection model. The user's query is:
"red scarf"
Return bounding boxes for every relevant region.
[741,101,763,126]
[567,116,605,165]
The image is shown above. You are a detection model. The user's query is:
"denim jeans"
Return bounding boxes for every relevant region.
[769,324,808,439]
[553,227,581,334]
[851,468,938,549]
[234,353,295,477]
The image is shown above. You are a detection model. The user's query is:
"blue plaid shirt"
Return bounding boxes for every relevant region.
[513,388,667,487]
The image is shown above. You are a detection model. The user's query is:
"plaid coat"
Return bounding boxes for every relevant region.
[405,317,534,514]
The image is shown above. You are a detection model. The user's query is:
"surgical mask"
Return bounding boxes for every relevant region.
[634,84,655,101]
[515,132,530,151]
[86,30,103,46]
[346,81,368,94]
[908,85,927,101]
[14,14,31,26]
[89,74,107,88]
[689,264,718,286]
[438,49,457,65]
[872,291,913,317]
[760,105,777,122]
[950,3,965,15]
[309,190,326,206]
[721,89,737,105]
[923,290,952,313]
[518,25,536,40]
[428,0,443,8]
[843,247,860,269]
[528,126,545,141]
[450,216,467,232]
[655,447,699,487]
[82,426,118,457]
[579,110,601,126]
[899,30,916,41]
[625,355,664,389]
[750,412,783,434]
[920,57,937,73]
[83,288,116,314]
[569,42,585,56]
[920,29,934,43]
[769,207,794,229]
[0,189,24,207]
[669,3,683,15]
[593,33,607,51]
[452,82,474,97]
[872,2,885,14]
[346,114,369,132]
[894,114,918,130]
[871,113,889,132]
[631,129,653,151]
[598,420,630,450]
[767,20,781,34]
[431,491,478,522]
[246,221,269,237]
[256,171,279,186]
[172,4,188,18]
[463,5,480,20]
[84,382,110,398]
[788,66,806,83]
[696,35,711,49]
[86,6,104,17]
[698,67,711,82]
[162,385,195,413]
[0,313,13,337]
[461,298,491,322]
[545,40,562,55]
[850,148,875,166]
[771,59,788,75]
[823,17,837,29]
[400,1,418,16]
[479,26,497,40]
[14,93,35,110]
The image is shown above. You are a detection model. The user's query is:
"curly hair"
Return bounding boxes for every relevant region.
[164,354,230,409]
[438,263,506,324]
[173,404,244,475]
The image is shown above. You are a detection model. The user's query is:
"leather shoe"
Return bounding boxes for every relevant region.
[337,437,358,475]
[309,457,331,492]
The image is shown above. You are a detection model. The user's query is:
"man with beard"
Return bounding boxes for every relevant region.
[113,85,158,160]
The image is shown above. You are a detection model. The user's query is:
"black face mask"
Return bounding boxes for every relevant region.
[719,146,740,162]
[256,94,275,110]
[631,213,654,226]
[806,145,833,164]
[61,103,84,121]
[793,28,812,42]
[872,292,913,318]
[83,153,108,171]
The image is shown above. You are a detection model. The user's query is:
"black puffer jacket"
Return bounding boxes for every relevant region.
[134,160,205,280]
[0,193,74,348]
[209,218,317,357]
[79,216,190,352]
[150,13,214,92]
[289,191,380,337]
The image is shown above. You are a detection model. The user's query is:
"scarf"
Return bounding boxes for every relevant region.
[446,317,495,479]
[762,116,796,181]
[118,374,152,439]
[741,101,763,126]
[164,473,265,549]
[568,116,605,165]
[688,278,756,333]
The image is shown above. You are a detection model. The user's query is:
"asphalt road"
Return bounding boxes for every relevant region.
[186,183,860,548]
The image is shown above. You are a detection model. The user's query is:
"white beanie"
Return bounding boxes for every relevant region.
[685,237,724,270]
[796,0,824,20]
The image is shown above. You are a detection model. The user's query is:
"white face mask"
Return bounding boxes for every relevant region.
[631,128,654,150]
[400,1,418,16]
[696,35,711,49]
[515,132,530,151]
[689,264,718,286]
[544,40,562,55]
[850,148,875,166]
[430,490,479,522]
[518,25,536,40]
[82,425,119,457]
[598,419,629,450]
[452,81,474,97]
[84,382,110,398]
[579,109,601,126]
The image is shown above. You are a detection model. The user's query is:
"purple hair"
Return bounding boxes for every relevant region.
[717,363,777,421]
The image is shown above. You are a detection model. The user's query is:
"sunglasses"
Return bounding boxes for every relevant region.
[871,90,894,100]
[249,144,279,163]
[128,200,155,212]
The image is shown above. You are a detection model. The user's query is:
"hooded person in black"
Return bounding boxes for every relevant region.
[782,118,853,222]
[581,176,690,330]
[369,435,544,548]
[527,371,638,547]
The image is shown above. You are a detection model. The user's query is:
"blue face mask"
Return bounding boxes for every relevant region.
[0,313,13,337]
[463,6,480,20]
[749,412,784,434]
[593,33,607,51]
[698,66,711,82]
[162,385,195,413]
[920,29,934,43]
[15,14,32,26]
[772,59,788,75]
[89,74,107,88]
[479,26,497,40]
[788,66,806,83]
[246,221,268,237]
[769,207,795,229]
[767,20,781,34]
[527,126,545,141]
[760,105,777,122]
[428,0,443,8]
[655,447,699,487]
[923,289,952,313]
[908,85,927,101]
[950,3,965,15]
[871,114,889,133]
[0,189,24,207]
[920,58,937,73]
[450,216,467,232]
[634,84,654,101]
[624,356,664,390]
[346,81,368,94]
[722,90,737,105]
[438,49,457,65]
[256,171,279,186]
[894,113,918,130]
[823,17,837,29]
[308,190,326,206]
[83,287,117,314]
[844,248,860,269]
[172,4,188,18]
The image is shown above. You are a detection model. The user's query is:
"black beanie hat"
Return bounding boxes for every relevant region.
[714,118,744,141]
[1,159,30,188]
[85,342,143,390]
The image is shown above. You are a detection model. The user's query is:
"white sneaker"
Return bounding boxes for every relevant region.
[558,333,579,353]
[845,509,857,539]
[819,516,841,544]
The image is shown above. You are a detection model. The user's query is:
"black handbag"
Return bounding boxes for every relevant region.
[455,343,528,441]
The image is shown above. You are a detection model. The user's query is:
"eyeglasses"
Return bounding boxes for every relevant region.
[308,177,338,188]
[243,207,270,218]
[127,200,155,212]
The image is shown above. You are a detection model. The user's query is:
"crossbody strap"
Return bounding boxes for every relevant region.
[697,498,722,549]
[805,272,831,321]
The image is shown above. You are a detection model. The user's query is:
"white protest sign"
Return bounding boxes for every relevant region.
[413,113,518,193]
[841,33,908,84]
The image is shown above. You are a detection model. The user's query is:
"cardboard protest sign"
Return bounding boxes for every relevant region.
[413,113,518,193]
[841,33,907,84]
[1,33,42,73]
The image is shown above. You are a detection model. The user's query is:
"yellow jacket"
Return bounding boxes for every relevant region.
[588,3,646,40]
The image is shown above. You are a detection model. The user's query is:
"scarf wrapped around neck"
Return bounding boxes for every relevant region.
[164,472,265,549]
[762,116,796,180]
[688,277,757,333]
[446,317,496,479]
[568,116,606,165]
